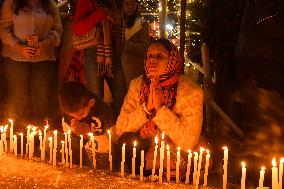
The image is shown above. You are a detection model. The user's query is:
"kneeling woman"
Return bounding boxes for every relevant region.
[112,38,204,177]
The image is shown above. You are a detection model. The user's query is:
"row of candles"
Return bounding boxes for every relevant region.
[0,120,284,188]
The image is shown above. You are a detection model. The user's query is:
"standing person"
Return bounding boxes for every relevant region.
[111,38,204,176]
[121,0,149,87]
[0,0,62,126]
[73,0,127,117]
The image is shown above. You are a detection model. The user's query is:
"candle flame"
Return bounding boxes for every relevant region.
[261,166,265,171]
[4,125,8,132]
[162,132,164,140]
[0,126,3,133]
[107,129,110,135]
[241,162,246,168]
[53,130,57,134]
[123,143,125,147]
[134,141,137,147]
[67,129,71,134]
[48,137,52,141]
[177,147,180,151]
[194,152,198,156]
[19,133,23,136]
[281,158,284,163]
[45,125,48,129]
[13,134,16,137]
[188,149,191,154]
[206,149,210,154]
[61,141,64,144]
[272,159,277,167]
[167,145,170,151]
[8,119,13,123]
[27,125,31,129]
[39,130,42,135]
[88,133,93,137]
[32,127,37,132]
[200,147,204,153]
[155,135,158,144]
[222,146,228,150]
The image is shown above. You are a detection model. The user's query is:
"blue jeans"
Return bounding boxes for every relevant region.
[4,58,53,125]
[84,46,127,116]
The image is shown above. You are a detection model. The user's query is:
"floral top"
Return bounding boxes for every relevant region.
[113,75,204,150]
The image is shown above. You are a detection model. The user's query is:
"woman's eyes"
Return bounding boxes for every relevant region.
[147,53,166,59]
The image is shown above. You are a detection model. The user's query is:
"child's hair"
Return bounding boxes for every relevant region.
[59,81,92,113]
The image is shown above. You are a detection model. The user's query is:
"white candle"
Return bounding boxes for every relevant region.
[279,158,284,189]
[258,166,265,189]
[13,135,17,156]
[176,147,181,183]
[121,143,126,177]
[159,132,165,184]
[241,162,246,189]
[132,141,137,176]
[196,147,204,186]
[29,127,37,159]
[107,130,112,171]
[61,141,65,164]
[140,150,144,182]
[272,159,278,189]
[26,126,31,156]
[0,127,3,158]
[166,145,171,181]
[3,125,8,152]
[203,150,210,187]
[9,119,13,153]
[80,135,83,168]
[48,137,53,163]
[39,130,43,160]
[193,152,199,185]
[88,133,96,170]
[152,135,158,181]
[64,133,68,166]
[223,147,228,189]
[68,129,72,168]
[43,125,48,160]
[19,133,23,157]
[185,150,192,184]
[53,130,58,166]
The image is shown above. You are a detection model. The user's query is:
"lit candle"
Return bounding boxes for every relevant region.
[140,150,144,182]
[30,127,37,159]
[19,133,23,157]
[166,145,170,181]
[43,125,48,160]
[272,159,278,189]
[176,147,181,183]
[185,150,192,184]
[64,133,68,166]
[223,147,228,189]
[80,135,83,168]
[9,119,13,153]
[107,130,112,171]
[241,162,246,189]
[203,150,210,187]
[121,143,126,177]
[68,129,72,168]
[3,125,8,152]
[88,133,96,170]
[13,135,17,156]
[196,147,204,186]
[48,137,53,163]
[39,130,43,160]
[61,141,65,164]
[0,127,3,158]
[152,135,158,181]
[193,152,199,185]
[159,132,165,184]
[26,125,31,157]
[258,166,265,189]
[132,141,137,176]
[280,158,284,189]
[53,130,58,166]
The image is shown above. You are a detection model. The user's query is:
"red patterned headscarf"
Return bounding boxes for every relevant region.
[139,40,182,138]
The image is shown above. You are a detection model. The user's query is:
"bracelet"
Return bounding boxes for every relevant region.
[143,103,151,115]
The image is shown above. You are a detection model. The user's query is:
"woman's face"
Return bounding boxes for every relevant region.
[146,43,169,77]
[123,0,137,17]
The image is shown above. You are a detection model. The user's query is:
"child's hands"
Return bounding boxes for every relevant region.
[71,119,91,137]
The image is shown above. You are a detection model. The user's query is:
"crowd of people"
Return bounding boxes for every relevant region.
[0,0,204,178]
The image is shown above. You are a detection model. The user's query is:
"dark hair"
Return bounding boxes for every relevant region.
[59,81,92,113]
[121,0,140,28]
[150,38,172,54]
[13,0,52,15]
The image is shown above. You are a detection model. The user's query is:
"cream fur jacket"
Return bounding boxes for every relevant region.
[112,75,204,150]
